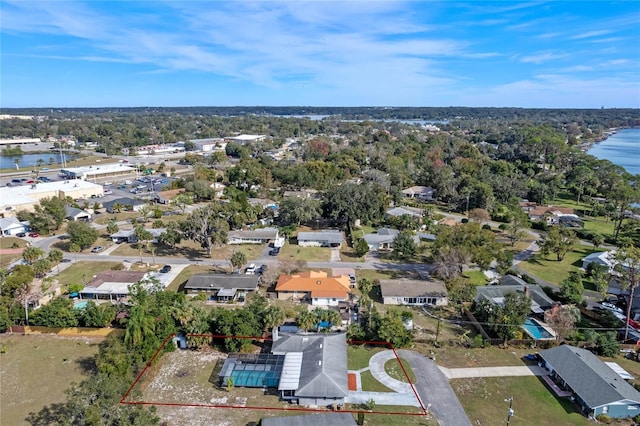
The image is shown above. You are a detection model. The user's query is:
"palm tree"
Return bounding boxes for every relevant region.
[124,306,156,347]
[263,305,286,331]
[298,310,317,332]
[22,246,45,265]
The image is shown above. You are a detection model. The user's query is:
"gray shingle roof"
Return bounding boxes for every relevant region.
[539,345,640,408]
[380,278,448,299]
[297,230,344,244]
[262,413,356,426]
[228,227,279,240]
[185,274,259,291]
[271,333,348,399]
[475,276,554,312]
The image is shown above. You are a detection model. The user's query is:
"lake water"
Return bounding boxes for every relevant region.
[0,152,65,170]
[587,128,640,176]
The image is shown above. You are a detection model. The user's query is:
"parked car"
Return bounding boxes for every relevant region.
[159,265,172,273]
[269,248,280,256]
[61,258,72,263]
[28,232,39,238]
[91,246,104,253]
[103,182,113,186]
[245,264,257,274]
[11,179,21,183]
[16,232,26,237]
[26,179,35,184]
[104,189,112,195]
[39,176,50,182]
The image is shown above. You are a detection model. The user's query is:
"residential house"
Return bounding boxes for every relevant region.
[402,185,435,201]
[209,182,226,198]
[0,217,28,236]
[380,278,448,306]
[184,274,259,302]
[385,206,423,220]
[282,189,320,199]
[475,275,555,315]
[79,270,148,301]
[363,228,419,252]
[110,228,166,244]
[519,200,538,213]
[248,198,277,210]
[582,251,616,272]
[525,205,575,224]
[103,197,147,213]
[297,230,344,247]
[65,206,92,222]
[228,227,279,245]
[276,271,351,306]
[539,345,640,419]
[219,332,348,408]
[261,413,357,426]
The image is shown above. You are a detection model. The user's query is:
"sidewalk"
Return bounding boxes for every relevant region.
[438,365,548,379]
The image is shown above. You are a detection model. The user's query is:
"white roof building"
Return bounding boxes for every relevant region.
[227,134,267,144]
[60,163,136,180]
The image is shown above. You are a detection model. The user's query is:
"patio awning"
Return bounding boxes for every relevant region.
[217,288,237,297]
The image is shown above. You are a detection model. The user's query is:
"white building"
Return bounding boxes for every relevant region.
[60,163,136,181]
[190,138,226,152]
[227,134,266,144]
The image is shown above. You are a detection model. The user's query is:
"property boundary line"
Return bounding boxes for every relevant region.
[120,334,428,418]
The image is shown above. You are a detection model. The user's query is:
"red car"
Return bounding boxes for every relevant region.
[26,179,35,184]
[28,232,39,238]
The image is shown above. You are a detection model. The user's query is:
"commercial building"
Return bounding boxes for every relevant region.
[226,134,266,144]
[60,163,136,181]
[0,180,104,217]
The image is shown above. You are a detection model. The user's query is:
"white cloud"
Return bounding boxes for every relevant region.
[520,52,568,64]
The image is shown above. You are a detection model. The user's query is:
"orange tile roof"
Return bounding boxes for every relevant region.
[276,271,351,298]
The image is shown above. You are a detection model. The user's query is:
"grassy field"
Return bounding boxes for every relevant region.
[0,334,102,425]
[451,376,591,426]
[278,244,331,261]
[430,345,533,368]
[518,244,599,287]
[0,236,27,249]
[583,216,616,237]
[384,358,417,383]
[54,261,122,289]
[93,211,140,225]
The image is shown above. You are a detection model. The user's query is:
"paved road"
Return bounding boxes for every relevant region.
[398,350,472,426]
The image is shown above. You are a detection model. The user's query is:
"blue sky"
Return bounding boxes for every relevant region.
[1,1,639,108]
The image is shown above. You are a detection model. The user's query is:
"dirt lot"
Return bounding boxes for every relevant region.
[0,334,102,425]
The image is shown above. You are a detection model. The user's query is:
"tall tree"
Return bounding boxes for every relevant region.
[181,204,230,257]
[22,246,45,264]
[230,251,247,273]
[277,197,322,226]
[67,220,99,250]
[615,245,640,341]
[538,226,577,261]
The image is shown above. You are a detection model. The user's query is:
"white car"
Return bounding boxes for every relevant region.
[103,182,113,186]
[104,189,112,195]
[245,264,256,274]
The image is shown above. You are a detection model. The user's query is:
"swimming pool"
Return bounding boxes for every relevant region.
[74,301,89,310]
[522,318,555,340]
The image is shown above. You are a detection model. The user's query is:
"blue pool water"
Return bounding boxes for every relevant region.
[74,301,88,310]
[522,318,554,339]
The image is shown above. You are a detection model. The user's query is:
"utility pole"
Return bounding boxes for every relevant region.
[505,396,514,425]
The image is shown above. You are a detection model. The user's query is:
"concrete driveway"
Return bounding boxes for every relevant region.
[398,350,472,426]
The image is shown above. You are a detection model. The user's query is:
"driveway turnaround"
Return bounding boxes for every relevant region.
[368,350,414,393]
[398,350,472,426]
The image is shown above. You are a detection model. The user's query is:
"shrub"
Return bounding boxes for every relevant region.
[520,274,538,285]
[194,293,207,301]
[595,414,611,424]
[470,334,484,348]
[461,218,469,224]
[482,224,491,230]
[498,223,508,231]
[110,263,125,270]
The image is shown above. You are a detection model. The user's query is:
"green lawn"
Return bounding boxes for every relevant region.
[278,244,331,261]
[518,244,599,286]
[384,358,417,384]
[360,369,394,393]
[431,345,532,368]
[451,376,590,425]
[462,270,489,286]
[347,344,386,370]
[54,261,122,289]
[583,217,615,238]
